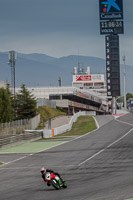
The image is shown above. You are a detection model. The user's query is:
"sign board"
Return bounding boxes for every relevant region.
[73,74,105,83]
[75,75,92,82]
[106,35,120,97]
[129,100,133,106]
[100,20,124,34]
[99,0,123,20]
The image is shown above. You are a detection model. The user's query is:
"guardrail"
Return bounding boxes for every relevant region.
[43,111,96,138]
[0,114,41,148]
[0,132,41,148]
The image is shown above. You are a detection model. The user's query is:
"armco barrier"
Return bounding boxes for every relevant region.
[0,132,41,148]
[43,111,96,138]
[0,114,41,148]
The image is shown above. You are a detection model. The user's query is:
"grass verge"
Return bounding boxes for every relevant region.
[40,116,96,140]
[0,162,4,165]
[37,106,66,129]
[58,116,96,137]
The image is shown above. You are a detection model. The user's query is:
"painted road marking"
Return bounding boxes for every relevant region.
[0,165,77,170]
[93,116,99,129]
[0,141,69,166]
[0,141,65,154]
[1,116,132,168]
[116,118,133,127]
[5,155,33,165]
[1,117,132,167]
[0,117,99,167]
[78,118,133,166]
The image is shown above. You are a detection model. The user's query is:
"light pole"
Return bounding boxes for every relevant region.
[123,55,127,110]
[8,51,17,98]
[58,77,61,87]
[8,51,17,119]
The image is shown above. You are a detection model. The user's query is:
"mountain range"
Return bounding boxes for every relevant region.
[0,52,133,94]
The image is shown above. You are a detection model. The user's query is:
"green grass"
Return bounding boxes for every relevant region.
[38,106,66,121]
[40,136,72,140]
[40,116,96,140]
[57,116,96,137]
[0,141,65,153]
[37,106,66,128]
[0,162,4,165]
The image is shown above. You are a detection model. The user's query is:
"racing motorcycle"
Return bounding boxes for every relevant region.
[44,172,67,190]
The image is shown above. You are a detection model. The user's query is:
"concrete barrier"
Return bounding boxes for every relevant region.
[43,111,96,138]
[0,132,41,148]
[0,114,40,135]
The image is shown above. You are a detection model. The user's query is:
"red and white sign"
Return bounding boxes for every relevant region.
[76,75,92,82]
[73,74,105,83]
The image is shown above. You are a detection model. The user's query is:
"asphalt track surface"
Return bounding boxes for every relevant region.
[0,114,133,200]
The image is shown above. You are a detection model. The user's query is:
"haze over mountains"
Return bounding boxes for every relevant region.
[0,52,133,94]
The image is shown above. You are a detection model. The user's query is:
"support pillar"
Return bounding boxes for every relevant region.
[112,97,117,115]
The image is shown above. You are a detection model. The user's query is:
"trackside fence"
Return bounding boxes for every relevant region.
[0,115,40,136]
[43,111,96,138]
[0,115,41,148]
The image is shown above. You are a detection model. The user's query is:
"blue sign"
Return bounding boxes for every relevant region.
[129,100,133,106]
[101,0,120,13]
[99,0,123,20]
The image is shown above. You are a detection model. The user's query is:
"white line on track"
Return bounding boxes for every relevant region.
[0,142,69,167]
[3,117,131,168]
[78,117,133,166]
[0,164,77,170]
[5,154,33,165]
[116,118,133,127]
[0,117,99,167]
[93,116,99,129]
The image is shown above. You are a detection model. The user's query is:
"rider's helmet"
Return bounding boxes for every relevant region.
[41,167,46,175]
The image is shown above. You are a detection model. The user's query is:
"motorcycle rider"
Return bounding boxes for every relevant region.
[41,167,65,186]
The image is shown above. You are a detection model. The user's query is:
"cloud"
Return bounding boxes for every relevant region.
[0,0,132,65]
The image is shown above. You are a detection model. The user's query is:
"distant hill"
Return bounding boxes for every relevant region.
[0,52,133,94]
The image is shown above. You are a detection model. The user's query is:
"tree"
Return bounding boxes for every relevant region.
[6,83,16,120]
[16,84,37,119]
[0,87,12,123]
[126,93,133,101]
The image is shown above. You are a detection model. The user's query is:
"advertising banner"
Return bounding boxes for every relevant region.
[73,75,104,83]
[75,75,92,82]
[99,0,123,20]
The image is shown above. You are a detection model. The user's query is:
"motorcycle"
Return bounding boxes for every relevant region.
[44,172,67,190]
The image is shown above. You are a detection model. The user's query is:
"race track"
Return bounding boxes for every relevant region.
[0,114,133,200]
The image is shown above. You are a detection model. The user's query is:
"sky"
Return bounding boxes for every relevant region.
[0,0,133,65]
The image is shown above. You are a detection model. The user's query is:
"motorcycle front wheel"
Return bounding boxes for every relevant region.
[51,179,60,190]
[62,182,67,188]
